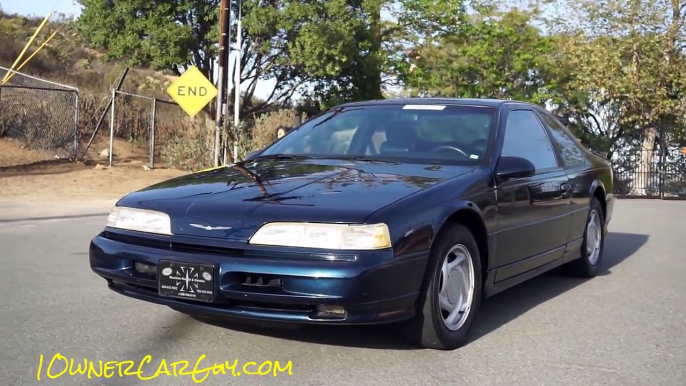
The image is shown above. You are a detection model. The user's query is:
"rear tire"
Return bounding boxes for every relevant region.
[562,197,605,278]
[401,223,482,350]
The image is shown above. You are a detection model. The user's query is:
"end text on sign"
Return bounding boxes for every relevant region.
[177,86,209,97]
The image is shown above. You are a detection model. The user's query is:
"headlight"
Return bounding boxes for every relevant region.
[249,222,392,250]
[106,206,172,235]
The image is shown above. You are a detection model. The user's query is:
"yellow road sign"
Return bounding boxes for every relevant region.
[166,66,218,117]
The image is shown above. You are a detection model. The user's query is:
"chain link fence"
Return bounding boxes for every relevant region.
[100,89,214,170]
[0,66,79,169]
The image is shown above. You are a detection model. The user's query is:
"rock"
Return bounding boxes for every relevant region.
[93,164,106,170]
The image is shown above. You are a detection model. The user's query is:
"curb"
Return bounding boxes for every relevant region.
[0,212,110,224]
[0,199,117,223]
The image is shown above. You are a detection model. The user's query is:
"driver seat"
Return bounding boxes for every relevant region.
[379,121,419,154]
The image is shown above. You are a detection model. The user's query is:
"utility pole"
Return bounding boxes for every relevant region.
[214,0,230,167]
[233,0,242,163]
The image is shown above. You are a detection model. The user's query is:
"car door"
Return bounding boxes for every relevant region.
[534,108,591,245]
[492,108,572,279]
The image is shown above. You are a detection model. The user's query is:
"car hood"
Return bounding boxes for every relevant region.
[115,159,473,241]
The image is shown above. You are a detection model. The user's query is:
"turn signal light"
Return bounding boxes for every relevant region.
[134,262,156,275]
[313,305,347,320]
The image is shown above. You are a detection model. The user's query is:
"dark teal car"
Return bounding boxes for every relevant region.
[89,98,614,350]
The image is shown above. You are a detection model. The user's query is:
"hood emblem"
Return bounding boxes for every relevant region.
[189,223,232,231]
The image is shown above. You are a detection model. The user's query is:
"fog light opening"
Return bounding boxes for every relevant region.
[313,305,347,320]
[134,262,157,275]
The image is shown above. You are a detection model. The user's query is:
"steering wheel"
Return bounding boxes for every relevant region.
[430,145,470,158]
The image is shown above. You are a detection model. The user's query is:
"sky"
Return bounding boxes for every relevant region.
[1,0,82,18]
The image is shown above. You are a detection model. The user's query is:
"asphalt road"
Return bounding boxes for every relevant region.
[2,200,685,386]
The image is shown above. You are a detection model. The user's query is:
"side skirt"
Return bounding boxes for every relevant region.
[482,238,584,299]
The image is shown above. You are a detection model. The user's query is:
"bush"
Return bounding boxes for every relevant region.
[160,120,214,171]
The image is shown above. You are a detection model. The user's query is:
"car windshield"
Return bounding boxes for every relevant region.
[259,104,497,165]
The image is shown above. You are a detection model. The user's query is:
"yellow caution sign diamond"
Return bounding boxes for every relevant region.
[166,66,218,117]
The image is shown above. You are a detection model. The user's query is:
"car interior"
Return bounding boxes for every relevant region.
[274,107,495,162]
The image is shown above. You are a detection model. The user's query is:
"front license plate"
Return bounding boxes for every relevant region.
[158,260,216,302]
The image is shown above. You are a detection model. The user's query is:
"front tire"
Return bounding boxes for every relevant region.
[401,223,482,350]
[562,197,605,277]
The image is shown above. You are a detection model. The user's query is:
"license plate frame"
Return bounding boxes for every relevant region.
[158,260,216,303]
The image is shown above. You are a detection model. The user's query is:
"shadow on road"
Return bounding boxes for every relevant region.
[0,158,88,177]
[468,231,648,343]
[194,232,648,350]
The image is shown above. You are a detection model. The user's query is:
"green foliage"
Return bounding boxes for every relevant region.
[241,0,385,109]
[76,0,387,114]
[399,5,556,104]
[546,0,686,154]
[160,121,215,171]
[76,0,219,80]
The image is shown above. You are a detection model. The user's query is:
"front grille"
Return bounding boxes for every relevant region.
[232,300,315,313]
[112,281,314,313]
[103,231,245,257]
[102,230,358,262]
[241,274,282,288]
[171,242,245,256]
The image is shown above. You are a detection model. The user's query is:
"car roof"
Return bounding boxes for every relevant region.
[335,97,534,109]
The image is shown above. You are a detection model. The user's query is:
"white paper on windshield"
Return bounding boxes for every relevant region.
[402,105,446,110]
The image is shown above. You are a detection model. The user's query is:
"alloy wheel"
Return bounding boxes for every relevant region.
[437,244,475,331]
[586,209,602,265]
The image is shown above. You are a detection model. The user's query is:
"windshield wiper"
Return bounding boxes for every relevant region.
[250,154,315,161]
[251,154,399,164]
[321,155,400,164]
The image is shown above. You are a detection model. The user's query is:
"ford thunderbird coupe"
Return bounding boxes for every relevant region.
[89,98,614,350]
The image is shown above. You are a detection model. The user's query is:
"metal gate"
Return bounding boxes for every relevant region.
[613,145,686,200]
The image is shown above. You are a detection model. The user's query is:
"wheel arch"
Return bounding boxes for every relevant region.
[434,203,490,280]
[590,180,607,220]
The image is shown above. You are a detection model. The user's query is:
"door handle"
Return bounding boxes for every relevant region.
[560,183,572,198]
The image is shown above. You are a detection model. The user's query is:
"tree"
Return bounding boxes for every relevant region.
[77,0,386,115]
[547,0,686,194]
[77,0,220,81]
[238,0,385,112]
[396,4,557,105]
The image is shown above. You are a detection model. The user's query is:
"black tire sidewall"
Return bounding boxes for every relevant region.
[426,224,483,348]
[581,198,605,274]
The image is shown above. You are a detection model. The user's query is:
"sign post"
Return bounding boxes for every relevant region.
[166,66,218,118]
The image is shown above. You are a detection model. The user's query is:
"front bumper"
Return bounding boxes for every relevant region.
[89,230,429,325]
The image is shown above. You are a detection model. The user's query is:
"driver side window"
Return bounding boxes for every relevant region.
[502,110,558,172]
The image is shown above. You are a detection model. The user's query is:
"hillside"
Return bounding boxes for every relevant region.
[0,10,180,97]
[0,10,215,172]
[1,10,316,173]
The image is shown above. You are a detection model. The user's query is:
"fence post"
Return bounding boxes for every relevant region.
[223,134,228,165]
[73,91,79,160]
[109,88,115,167]
[659,127,666,199]
[81,67,129,159]
[150,97,156,169]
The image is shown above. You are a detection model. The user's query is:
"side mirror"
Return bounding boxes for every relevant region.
[495,156,536,181]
